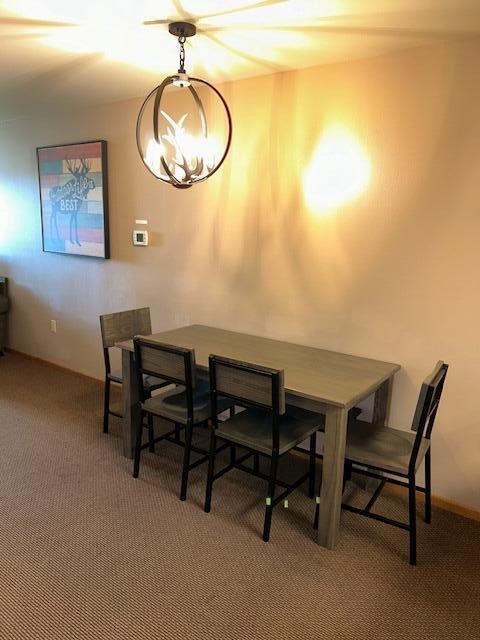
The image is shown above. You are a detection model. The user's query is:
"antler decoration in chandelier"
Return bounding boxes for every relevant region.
[136,22,232,189]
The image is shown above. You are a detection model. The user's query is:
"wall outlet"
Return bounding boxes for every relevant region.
[50,319,57,333]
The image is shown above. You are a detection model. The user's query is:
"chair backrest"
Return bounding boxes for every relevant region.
[409,361,448,472]
[209,354,286,451]
[134,338,197,418]
[100,307,152,349]
[99,307,152,374]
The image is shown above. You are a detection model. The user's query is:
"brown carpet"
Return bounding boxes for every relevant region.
[0,352,479,640]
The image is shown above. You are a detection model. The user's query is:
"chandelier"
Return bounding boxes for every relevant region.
[136,22,232,189]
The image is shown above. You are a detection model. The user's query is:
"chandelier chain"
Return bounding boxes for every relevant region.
[178,36,186,73]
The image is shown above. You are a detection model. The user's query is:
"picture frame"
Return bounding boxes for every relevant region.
[37,140,110,259]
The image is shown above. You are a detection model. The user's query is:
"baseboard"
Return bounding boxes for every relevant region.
[4,347,104,386]
[4,346,480,524]
[384,482,480,523]
[292,448,480,524]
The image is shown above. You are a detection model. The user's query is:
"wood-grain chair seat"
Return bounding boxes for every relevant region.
[133,338,234,501]
[215,405,324,456]
[315,361,448,565]
[107,371,123,384]
[107,370,162,391]
[344,421,431,475]
[99,308,169,434]
[142,375,233,425]
[204,354,324,542]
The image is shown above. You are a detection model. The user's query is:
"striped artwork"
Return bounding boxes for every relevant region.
[37,140,110,258]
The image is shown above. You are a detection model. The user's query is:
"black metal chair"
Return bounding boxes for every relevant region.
[204,354,325,542]
[314,361,448,565]
[99,308,169,434]
[132,337,234,501]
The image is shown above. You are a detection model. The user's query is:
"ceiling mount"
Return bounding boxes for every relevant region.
[168,22,197,39]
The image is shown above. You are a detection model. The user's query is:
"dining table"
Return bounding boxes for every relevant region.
[116,324,400,550]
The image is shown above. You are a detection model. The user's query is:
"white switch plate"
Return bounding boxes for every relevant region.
[50,319,57,333]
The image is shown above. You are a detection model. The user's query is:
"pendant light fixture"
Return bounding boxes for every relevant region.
[136,22,232,189]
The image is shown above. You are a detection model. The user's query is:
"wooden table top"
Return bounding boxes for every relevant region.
[116,324,400,409]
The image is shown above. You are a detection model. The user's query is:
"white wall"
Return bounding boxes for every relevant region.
[1,39,479,510]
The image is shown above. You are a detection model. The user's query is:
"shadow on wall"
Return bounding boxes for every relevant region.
[183,68,377,334]
[181,47,474,358]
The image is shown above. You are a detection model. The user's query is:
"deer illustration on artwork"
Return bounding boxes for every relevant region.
[49,158,96,246]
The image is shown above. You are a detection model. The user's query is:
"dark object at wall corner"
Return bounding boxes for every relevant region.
[0,277,9,355]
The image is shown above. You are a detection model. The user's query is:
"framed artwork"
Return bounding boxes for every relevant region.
[37,140,110,258]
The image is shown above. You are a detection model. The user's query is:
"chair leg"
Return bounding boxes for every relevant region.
[133,409,144,478]
[204,429,217,513]
[180,423,193,501]
[174,423,180,442]
[425,448,432,524]
[148,414,155,453]
[309,432,317,498]
[230,445,236,465]
[313,500,320,530]
[344,461,352,482]
[408,472,417,566]
[313,477,321,530]
[103,378,110,433]
[229,406,235,418]
[343,461,352,493]
[263,453,279,542]
[253,454,260,473]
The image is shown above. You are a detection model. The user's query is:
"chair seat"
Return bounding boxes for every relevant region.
[215,405,325,456]
[342,419,430,475]
[107,372,167,391]
[141,376,234,425]
[143,375,169,393]
[196,368,209,380]
[107,372,123,384]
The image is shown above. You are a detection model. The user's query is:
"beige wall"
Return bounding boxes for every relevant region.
[1,39,479,510]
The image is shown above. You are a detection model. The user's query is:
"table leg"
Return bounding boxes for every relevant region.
[318,406,348,549]
[372,377,393,426]
[361,376,394,491]
[122,348,140,459]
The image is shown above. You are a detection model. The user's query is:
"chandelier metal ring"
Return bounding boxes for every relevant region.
[136,22,232,189]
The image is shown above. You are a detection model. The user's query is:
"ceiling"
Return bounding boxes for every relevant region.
[1,0,480,121]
